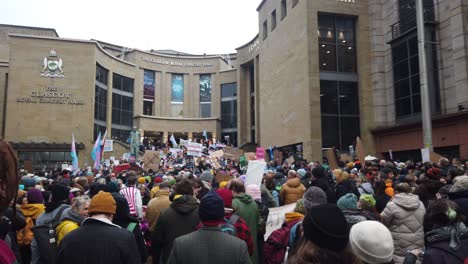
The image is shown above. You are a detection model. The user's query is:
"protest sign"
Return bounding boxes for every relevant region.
[430,151,444,164]
[61,163,69,170]
[103,140,113,152]
[421,148,430,163]
[122,153,131,161]
[256,147,265,160]
[187,142,203,157]
[224,146,244,161]
[211,150,224,158]
[144,150,160,171]
[104,159,110,167]
[245,152,257,161]
[273,150,283,163]
[340,153,353,163]
[355,137,366,164]
[264,203,296,240]
[215,171,233,183]
[114,163,130,174]
[327,148,339,170]
[286,156,295,165]
[245,160,266,187]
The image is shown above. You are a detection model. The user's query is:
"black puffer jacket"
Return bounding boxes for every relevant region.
[151,195,199,264]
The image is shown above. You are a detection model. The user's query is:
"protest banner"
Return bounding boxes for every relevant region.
[256,147,265,160]
[103,140,113,152]
[355,136,366,164]
[264,203,296,240]
[245,160,266,187]
[215,171,233,183]
[144,150,160,171]
[114,163,130,174]
[187,142,203,157]
[327,148,339,170]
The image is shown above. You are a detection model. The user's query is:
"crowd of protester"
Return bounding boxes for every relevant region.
[1,138,468,264]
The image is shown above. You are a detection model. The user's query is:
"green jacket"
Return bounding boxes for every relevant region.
[232,193,260,264]
[168,227,251,264]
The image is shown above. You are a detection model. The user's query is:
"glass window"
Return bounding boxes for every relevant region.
[263,21,268,40]
[281,0,287,20]
[171,74,184,103]
[200,103,211,118]
[112,128,131,143]
[113,73,134,93]
[94,124,106,141]
[221,132,237,147]
[320,80,360,150]
[200,74,211,102]
[144,70,155,100]
[143,101,153,115]
[112,93,133,127]
[94,85,107,122]
[96,64,108,84]
[221,83,237,98]
[221,101,237,129]
[318,13,356,73]
[50,152,65,161]
[271,10,277,31]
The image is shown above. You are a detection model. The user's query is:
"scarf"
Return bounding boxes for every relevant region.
[426,222,468,250]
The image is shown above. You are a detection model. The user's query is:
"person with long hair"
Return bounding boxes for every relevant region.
[287,204,357,264]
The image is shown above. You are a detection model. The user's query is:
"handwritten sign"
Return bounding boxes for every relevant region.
[256,147,265,160]
[187,142,203,157]
[264,203,296,240]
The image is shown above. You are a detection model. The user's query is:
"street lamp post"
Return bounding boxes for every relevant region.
[416,0,433,151]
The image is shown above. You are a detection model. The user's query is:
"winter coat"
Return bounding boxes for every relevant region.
[56,208,85,245]
[413,180,445,208]
[336,179,360,200]
[31,204,70,264]
[261,184,278,208]
[341,209,380,229]
[20,203,45,222]
[280,178,306,205]
[146,190,171,231]
[56,217,140,264]
[232,193,260,264]
[167,227,251,264]
[448,190,468,225]
[151,195,199,264]
[312,177,337,203]
[381,193,426,263]
[422,230,468,264]
[374,193,391,214]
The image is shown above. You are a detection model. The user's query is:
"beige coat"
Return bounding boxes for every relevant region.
[381,193,426,263]
[146,190,171,231]
[280,178,306,205]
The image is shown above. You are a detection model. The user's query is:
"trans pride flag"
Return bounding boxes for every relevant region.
[91,132,101,169]
[71,134,78,171]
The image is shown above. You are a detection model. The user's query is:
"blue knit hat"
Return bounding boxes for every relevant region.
[337,193,358,210]
[199,191,224,221]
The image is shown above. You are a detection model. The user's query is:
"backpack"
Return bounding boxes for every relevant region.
[32,206,67,264]
[263,223,290,264]
[17,216,34,246]
[219,214,240,236]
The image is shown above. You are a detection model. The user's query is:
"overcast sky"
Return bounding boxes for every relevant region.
[1,0,262,54]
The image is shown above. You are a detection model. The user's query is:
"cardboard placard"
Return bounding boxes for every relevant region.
[224,146,244,161]
[215,171,233,183]
[144,150,160,172]
[355,137,366,164]
[430,151,444,164]
[327,148,339,170]
[245,152,257,161]
[210,150,224,158]
[273,150,283,163]
[286,156,295,165]
[340,153,353,163]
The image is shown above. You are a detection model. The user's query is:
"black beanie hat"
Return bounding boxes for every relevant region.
[50,184,70,202]
[302,204,349,252]
[199,191,224,221]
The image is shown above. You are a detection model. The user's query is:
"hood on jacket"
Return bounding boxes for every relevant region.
[392,193,421,211]
[60,207,85,225]
[155,189,170,198]
[286,178,301,188]
[171,195,199,215]
[234,193,253,205]
[21,203,45,219]
[359,182,374,195]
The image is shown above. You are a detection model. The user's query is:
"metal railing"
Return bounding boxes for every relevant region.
[390,6,435,40]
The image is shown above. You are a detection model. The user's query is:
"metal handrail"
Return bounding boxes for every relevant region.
[390,6,435,40]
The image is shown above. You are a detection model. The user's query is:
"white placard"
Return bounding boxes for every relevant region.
[187,142,203,157]
[264,203,296,240]
[103,140,113,152]
[245,160,266,187]
[421,148,430,163]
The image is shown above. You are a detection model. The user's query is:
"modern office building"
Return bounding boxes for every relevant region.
[1,0,467,169]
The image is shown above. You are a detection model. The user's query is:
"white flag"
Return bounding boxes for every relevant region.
[170,134,178,147]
